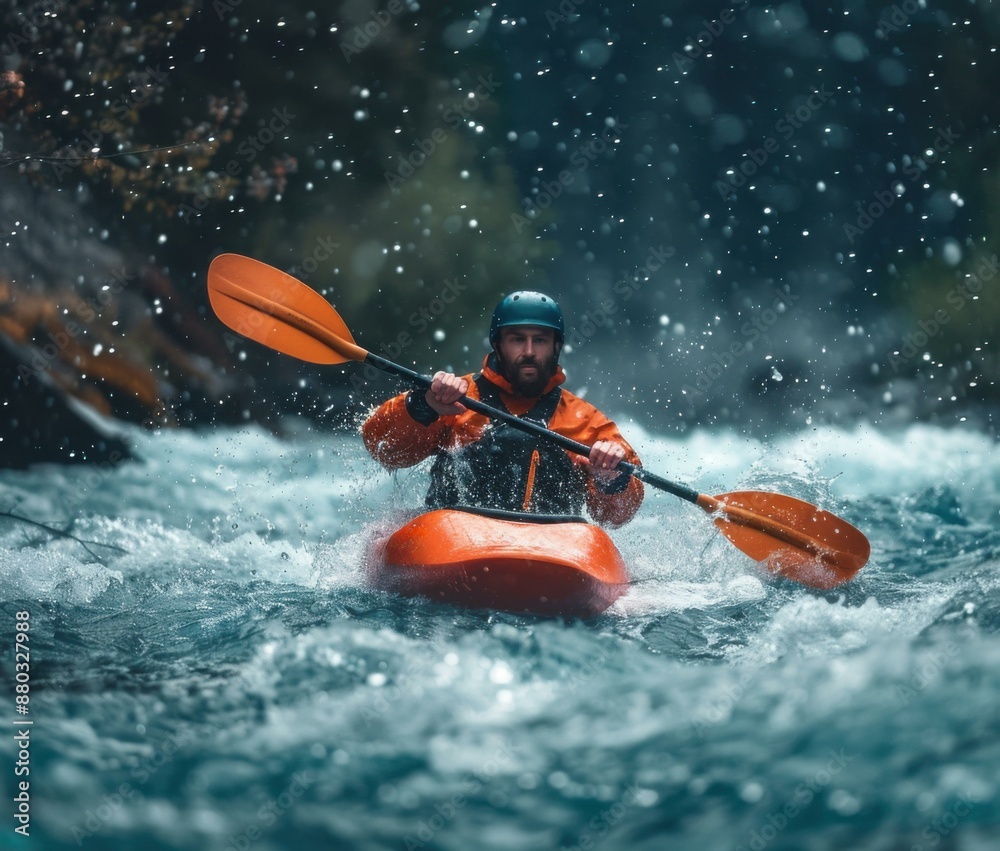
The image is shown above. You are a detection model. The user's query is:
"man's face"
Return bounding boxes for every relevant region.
[497,325,559,397]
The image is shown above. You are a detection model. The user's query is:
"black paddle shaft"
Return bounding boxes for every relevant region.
[365,352,701,505]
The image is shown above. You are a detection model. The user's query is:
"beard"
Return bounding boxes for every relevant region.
[498,351,560,397]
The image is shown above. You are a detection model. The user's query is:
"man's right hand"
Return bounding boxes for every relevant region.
[425,372,468,416]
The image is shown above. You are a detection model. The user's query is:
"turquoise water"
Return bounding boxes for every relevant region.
[1,421,997,850]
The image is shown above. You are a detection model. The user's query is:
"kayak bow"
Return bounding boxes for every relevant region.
[365,508,630,617]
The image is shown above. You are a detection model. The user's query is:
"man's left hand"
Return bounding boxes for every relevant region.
[588,440,627,482]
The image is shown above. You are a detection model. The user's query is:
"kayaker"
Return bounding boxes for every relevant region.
[362,291,643,527]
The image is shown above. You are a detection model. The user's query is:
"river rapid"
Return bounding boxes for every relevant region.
[1,420,997,850]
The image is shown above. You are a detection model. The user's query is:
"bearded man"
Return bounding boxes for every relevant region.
[362,291,643,527]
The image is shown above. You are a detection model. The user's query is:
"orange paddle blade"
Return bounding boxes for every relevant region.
[207,253,366,364]
[697,490,871,589]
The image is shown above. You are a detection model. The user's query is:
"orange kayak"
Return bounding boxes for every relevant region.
[365,508,630,617]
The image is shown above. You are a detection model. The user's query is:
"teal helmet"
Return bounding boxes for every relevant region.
[488,291,564,347]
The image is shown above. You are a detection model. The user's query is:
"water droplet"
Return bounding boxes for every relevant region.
[575,38,613,69]
[489,662,514,684]
[940,239,962,266]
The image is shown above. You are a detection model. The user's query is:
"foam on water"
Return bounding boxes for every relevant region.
[1,421,997,850]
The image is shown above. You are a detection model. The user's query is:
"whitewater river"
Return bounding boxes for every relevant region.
[1,420,996,850]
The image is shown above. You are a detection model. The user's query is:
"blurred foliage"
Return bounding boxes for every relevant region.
[189,0,556,371]
[288,129,549,368]
[1,0,998,429]
[0,1,251,210]
[1,0,552,380]
[886,167,1000,403]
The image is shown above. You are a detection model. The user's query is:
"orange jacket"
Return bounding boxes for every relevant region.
[361,357,644,527]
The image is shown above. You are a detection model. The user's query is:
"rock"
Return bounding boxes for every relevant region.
[0,170,269,466]
[0,330,131,469]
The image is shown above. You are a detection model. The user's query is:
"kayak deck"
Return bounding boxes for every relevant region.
[365,508,630,617]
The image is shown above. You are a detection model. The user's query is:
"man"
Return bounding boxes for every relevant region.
[361,291,643,527]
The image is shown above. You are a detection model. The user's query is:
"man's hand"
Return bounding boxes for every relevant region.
[425,371,468,416]
[588,440,627,482]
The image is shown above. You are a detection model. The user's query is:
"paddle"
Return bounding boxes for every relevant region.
[207,253,871,589]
